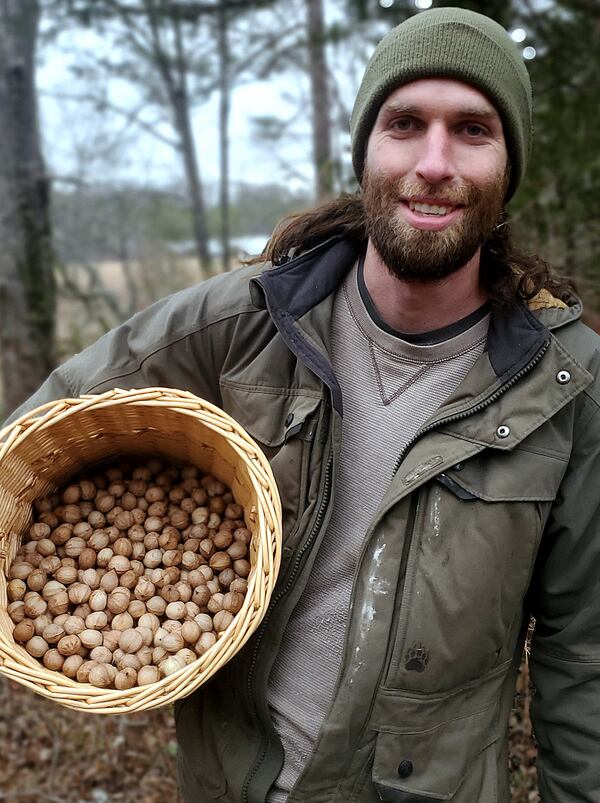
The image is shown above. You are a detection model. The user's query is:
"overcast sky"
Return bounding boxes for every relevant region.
[37,11,330,195]
[36,0,538,196]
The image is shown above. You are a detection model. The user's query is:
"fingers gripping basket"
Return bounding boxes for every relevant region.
[0,387,282,714]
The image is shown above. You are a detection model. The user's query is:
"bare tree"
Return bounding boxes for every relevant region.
[144,0,212,271]
[47,0,214,273]
[306,0,333,199]
[0,0,55,416]
[217,2,231,271]
[46,0,286,275]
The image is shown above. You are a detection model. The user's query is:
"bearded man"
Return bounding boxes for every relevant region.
[10,8,600,803]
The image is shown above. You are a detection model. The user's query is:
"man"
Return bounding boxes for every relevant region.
[10,7,600,803]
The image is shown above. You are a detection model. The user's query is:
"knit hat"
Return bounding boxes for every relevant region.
[350,7,533,199]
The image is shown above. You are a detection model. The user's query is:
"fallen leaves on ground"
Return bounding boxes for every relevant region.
[0,661,538,802]
[509,658,539,803]
[0,676,181,803]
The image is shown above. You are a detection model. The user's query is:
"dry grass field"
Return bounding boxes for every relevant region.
[54,256,203,358]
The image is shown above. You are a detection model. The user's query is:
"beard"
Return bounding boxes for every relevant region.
[362,166,509,283]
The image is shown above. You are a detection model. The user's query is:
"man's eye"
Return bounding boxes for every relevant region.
[464,123,486,137]
[391,118,416,132]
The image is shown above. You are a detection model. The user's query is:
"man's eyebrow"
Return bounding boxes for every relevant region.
[380,102,500,120]
[380,102,421,116]
[455,106,500,120]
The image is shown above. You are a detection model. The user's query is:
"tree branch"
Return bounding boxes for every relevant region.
[65,0,279,19]
[40,89,178,146]
[55,259,127,324]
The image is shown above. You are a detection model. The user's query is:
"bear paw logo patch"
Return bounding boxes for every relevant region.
[405,643,430,673]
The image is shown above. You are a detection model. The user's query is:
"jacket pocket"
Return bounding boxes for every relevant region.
[219,380,322,542]
[385,448,567,692]
[370,663,508,802]
[436,445,568,504]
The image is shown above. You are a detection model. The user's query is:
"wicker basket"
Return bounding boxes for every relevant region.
[0,387,282,714]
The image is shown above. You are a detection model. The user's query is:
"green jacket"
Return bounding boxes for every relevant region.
[11,235,600,803]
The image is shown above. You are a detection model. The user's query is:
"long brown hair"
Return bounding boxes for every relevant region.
[245,194,575,310]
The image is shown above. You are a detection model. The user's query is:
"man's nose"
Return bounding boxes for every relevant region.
[415,125,454,185]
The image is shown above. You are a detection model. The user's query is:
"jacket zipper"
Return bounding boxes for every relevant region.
[244,338,550,801]
[242,450,334,803]
[346,337,552,652]
[381,492,419,671]
[319,493,420,803]
[392,338,551,475]
[343,338,552,742]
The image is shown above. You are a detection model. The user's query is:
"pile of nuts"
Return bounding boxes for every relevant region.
[7,459,251,690]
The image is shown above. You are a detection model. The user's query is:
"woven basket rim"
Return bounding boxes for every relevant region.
[0,387,282,713]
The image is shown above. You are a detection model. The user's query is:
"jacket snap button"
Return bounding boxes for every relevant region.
[556,370,571,385]
[397,759,413,778]
[285,413,294,426]
[496,425,510,438]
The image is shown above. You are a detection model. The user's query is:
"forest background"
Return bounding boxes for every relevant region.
[0,0,598,801]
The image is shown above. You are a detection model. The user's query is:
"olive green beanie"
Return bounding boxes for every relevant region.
[350,7,533,199]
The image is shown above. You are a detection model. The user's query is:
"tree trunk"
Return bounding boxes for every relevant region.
[169,6,212,274]
[0,0,55,417]
[306,0,333,200]
[172,91,212,273]
[217,3,231,273]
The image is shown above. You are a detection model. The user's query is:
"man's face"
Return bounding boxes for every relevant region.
[363,78,509,282]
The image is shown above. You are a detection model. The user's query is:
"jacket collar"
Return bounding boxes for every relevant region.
[250,233,354,317]
[250,234,353,414]
[250,234,580,413]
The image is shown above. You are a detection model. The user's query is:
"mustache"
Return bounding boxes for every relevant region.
[362,164,511,208]
[375,177,479,207]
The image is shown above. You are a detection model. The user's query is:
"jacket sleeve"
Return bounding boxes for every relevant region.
[529,389,600,803]
[3,274,249,427]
